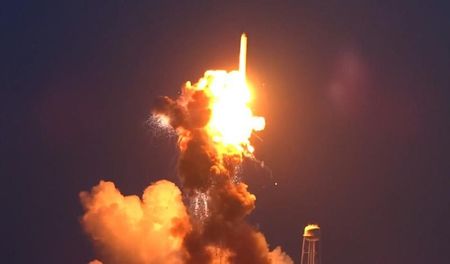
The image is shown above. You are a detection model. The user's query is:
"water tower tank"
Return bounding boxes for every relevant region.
[301,224,321,264]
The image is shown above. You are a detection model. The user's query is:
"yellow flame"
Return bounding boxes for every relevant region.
[195,70,264,156]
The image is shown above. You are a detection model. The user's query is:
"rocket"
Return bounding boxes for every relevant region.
[239,33,247,80]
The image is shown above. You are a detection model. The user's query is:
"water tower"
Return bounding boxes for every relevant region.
[301,224,321,264]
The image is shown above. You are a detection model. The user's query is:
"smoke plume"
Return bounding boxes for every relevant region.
[80,61,293,263]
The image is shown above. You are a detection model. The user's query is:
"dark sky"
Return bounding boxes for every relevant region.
[2,1,449,263]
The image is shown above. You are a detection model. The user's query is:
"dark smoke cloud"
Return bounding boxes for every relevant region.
[153,80,292,264]
[179,131,214,192]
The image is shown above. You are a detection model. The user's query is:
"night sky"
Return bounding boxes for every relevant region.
[2,1,450,263]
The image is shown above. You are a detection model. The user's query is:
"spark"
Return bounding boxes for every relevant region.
[189,191,210,221]
[147,114,176,138]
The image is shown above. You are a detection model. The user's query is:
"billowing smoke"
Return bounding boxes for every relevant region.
[80,180,190,264]
[80,35,293,264]
[269,247,295,264]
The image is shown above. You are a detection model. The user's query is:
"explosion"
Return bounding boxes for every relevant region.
[196,69,265,156]
[80,34,293,264]
[158,34,264,157]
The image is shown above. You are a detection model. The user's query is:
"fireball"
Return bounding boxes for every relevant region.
[186,34,265,156]
[193,70,264,156]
